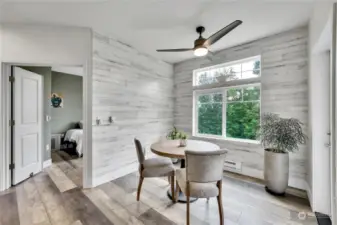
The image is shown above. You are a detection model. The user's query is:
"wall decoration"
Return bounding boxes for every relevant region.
[50,93,64,108]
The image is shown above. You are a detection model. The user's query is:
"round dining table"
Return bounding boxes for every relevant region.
[150,139,220,203]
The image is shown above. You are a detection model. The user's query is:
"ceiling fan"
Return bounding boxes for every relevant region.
[156,20,242,57]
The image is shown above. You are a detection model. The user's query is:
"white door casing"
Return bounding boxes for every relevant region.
[13,67,43,185]
[331,4,337,223]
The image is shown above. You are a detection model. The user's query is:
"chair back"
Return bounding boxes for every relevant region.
[185,149,227,183]
[134,138,145,164]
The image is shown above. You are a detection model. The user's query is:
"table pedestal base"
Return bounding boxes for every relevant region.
[167,188,198,203]
[167,159,198,203]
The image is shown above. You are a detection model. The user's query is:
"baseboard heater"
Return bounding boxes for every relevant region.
[224,160,242,172]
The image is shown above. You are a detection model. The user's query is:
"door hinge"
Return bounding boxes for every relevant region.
[9,163,15,170]
[9,120,15,126]
[9,76,15,83]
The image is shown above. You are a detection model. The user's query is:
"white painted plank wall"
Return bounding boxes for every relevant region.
[173,27,309,190]
[92,33,174,186]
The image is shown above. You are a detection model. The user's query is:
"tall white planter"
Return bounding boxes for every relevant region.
[264,150,289,195]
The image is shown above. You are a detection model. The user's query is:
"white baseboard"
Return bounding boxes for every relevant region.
[92,163,138,188]
[43,159,52,169]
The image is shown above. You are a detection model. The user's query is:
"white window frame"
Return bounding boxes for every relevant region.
[193,55,261,86]
[192,56,261,144]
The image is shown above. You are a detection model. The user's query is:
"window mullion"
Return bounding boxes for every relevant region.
[240,63,243,79]
[193,92,198,136]
[222,88,227,138]
[241,87,244,103]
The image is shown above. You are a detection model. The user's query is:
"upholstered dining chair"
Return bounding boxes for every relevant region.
[175,149,227,225]
[134,138,176,202]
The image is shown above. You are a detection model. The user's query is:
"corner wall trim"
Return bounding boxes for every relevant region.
[43,159,52,169]
[305,181,313,211]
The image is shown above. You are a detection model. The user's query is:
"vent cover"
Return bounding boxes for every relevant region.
[224,160,242,172]
[51,134,61,151]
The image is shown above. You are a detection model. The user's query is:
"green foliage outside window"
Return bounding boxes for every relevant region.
[197,88,260,140]
[226,87,260,140]
[198,103,223,135]
[253,61,260,75]
[226,101,260,140]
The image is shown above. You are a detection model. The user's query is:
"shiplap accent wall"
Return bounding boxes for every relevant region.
[92,33,174,186]
[174,27,309,190]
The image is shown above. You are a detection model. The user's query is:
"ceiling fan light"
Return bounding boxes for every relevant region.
[194,47,208,57]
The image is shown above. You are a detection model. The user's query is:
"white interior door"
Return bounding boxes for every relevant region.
[13,67,43,185]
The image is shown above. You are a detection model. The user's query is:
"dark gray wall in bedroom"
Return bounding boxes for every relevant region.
[20,66,52,161]
[51,71,83,134]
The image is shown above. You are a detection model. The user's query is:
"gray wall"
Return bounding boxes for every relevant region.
[173,27,308,190]
[92,32,174,186]
[21,66,52,161]
[51,71,83,134]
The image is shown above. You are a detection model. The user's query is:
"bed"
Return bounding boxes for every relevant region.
[63,127,83,157]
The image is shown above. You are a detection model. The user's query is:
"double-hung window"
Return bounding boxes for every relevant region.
[193,56,261,142]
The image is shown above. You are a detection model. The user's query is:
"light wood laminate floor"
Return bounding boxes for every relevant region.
[0,151,318,225]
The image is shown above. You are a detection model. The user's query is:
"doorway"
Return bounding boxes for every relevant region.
[1,63,91,190]
[9,66,85,186]
[49,67,84,188]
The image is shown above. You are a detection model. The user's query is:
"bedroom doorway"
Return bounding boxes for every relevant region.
[5,64,86,188]
[49,66,84,187]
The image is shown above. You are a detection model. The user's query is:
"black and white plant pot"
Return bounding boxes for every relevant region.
[179,139,187,147]
[264,149,289,195]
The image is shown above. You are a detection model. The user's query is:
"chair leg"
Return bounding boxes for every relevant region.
[186,195,190,225]
[186,182,190,225]
[175,180,180,203]
[217,181,224,225]
[170,175,175,202]
[137,176,144,201]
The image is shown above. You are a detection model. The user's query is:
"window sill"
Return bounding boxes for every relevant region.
[192,134,261,145]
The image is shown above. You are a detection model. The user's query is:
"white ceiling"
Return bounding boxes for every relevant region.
[0,0,315,63]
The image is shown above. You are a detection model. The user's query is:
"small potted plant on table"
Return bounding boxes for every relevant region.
[167,127,188,147]
[259,113,306,195]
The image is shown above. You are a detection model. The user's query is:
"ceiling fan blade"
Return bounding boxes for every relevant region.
[204,20,242,46]
[157,48,193,52]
